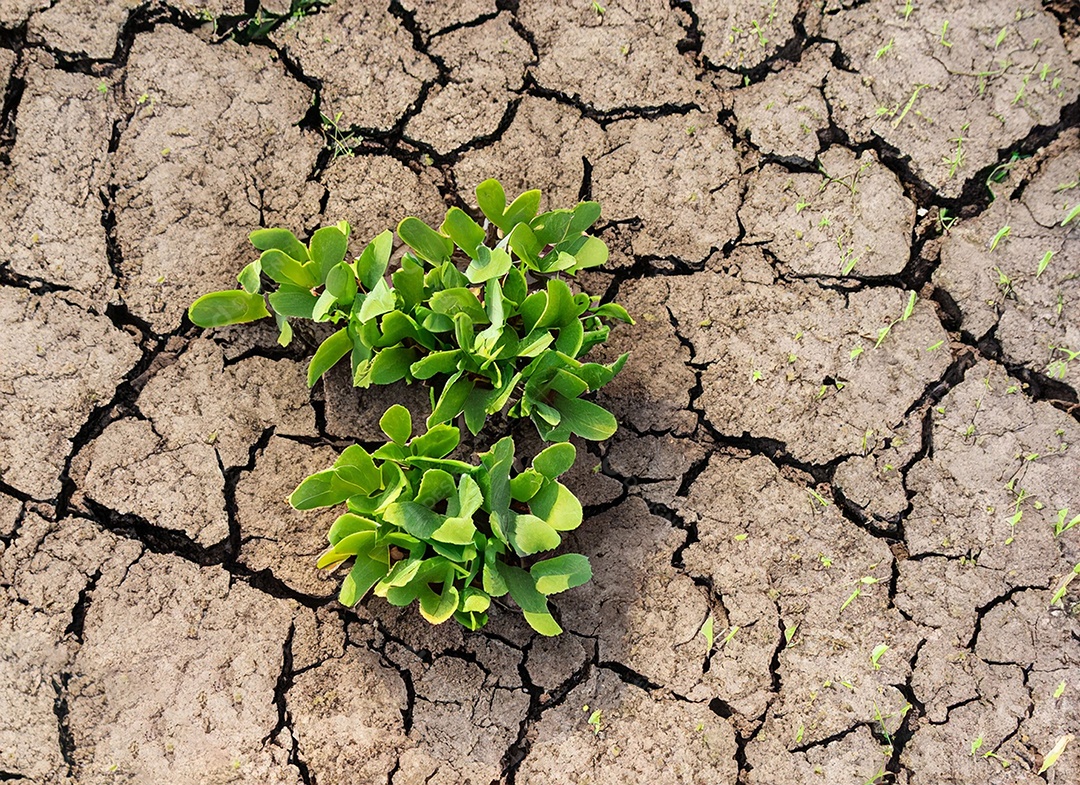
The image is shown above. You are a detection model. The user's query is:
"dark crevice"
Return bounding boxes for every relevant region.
[967,585,1045,651]
[263,622,316,785]
[52,674,76,778]
[522,73,700,127]
[63,568,101,643]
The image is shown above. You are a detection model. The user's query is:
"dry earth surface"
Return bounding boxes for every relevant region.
[2,0,1080,783]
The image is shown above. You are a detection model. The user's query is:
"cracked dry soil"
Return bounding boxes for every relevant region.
[1,0,1079,783]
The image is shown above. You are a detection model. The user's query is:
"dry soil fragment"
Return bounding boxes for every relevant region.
[517,0,703,112]
[27,0,137,59]
[823,0,1080,198]
[0,0,48,27]
[733,46,831,161]
[900,361,1077,593]
[78,418,229,548]
[668,272,949,464]
[321,363,435,443]
[696,0,806,71]
[0,514,140,783]
[605,430,708,507]
[593,111,744,262]
[236,436,341,598]
[288,644,409,784]
[516,668,738,784]
[0,288,139,500]
[935,135,1080,373]
[454,95,605,209]
[113,25,322,333]
[322,154,446,249]
[745,726,900,785]
[274,1,436,131]
[591,275,698,436]
[741,147,915,277]
[389,640,530,785]
[137,339,315,468]
[404,14,532,154]
[0,59,114,300]
[69,552,301,782]
[397,0,497,37]
[683,454,919,747]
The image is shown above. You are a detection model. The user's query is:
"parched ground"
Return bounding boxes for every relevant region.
[2,0,1079,783]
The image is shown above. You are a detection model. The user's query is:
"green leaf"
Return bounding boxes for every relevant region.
[499,564,562,636]
[415,469,456,507]
[237,261,261,294]
[552,394,618,441]
[510,469,544,502]
[503,265,527,305]
[380,404,412,445]
[188,290,270,328]
[460,587,491,613]
[409,424,461,459]
[384,501,444,540]
[289,468,369,510]
[369,345,420,385]
[432,516,478,545]
[328,513,378,545]
[531,210,575,246]
[441,207,486,259]
[418,578,460,625]
[311,289,338,322]
[593,302,634,324]
[268,284,318,318]
[476,179,507,227]
[511,512,561,555]
[508,222,542,267]
[397,216,453,264]
[451,474,484,518]
[316,530,376,568]
[357,278,397,323]
[308,328,351,386]
[465,245,513,284]
[309,226,349,282]
[567,201,602,235]
[334,445,381,495]
[392,256,425,310]
[357,230,393,290]
[250,227,309,262]
[531,553,592,595]
[411,350,463,379]
[339,552,390,607]
[569,235,608,273]
[532,443,576,478]
[260,249,318,288]
[503,189,542,231]
[530,481,583,532]
[537,278,577,329]
[555,318,584,356]
[430,288,488,322]
[325,262,358,306]
[428,372,474,426]
[481,437,515,545]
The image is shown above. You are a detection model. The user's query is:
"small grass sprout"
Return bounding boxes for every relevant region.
[989,225,1011,251]
[1054,507,1080,537]
[701,614,715,650]
[1061,203,1080,226]
[1036,250,1054,278]
[1038,734,1074,774]
[870,643,889,669]
[1051,564,1080,605]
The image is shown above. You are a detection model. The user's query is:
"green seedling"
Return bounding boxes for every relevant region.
[188,179,632,441]
[1054,681,1067,698]
[901,0,914,20]
[234,0,327,43]
[701,614,715,650]
[870,643,889,669]
[720,625,740,647]
[1050,564,1079,605]
[784,623,798,645]
[1037,250,1055,278]
[875,38,894,59]
[989,225,1011,251]
[583,705,603,733]
[1062,204,1080,226]
[1038,734,1074,774]
[1046,346,1080,380]
[1054,508,1080,537]
[294,405,590,635]
[939,21,952,47]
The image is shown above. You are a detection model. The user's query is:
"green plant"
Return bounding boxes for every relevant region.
[293,405,590,635]
[188,179,633,441]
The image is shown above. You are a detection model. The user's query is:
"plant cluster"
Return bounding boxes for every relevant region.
[293,405,588,635]
[188,180,631,634]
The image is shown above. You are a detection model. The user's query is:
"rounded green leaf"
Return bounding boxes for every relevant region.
[250,227,309,261]
[188,290,270,328]
[260,249,318,288]
[379,404,413,445]
[531,553,592,595]
[309,226,348,281]
[419,581,460,625]
[476,178,507,227]
[397,216,453,264]
[512,513,561,555]
[307,328,352,387]
[530,481,583,532]
[339,553,390,607]
[532,443,576,479]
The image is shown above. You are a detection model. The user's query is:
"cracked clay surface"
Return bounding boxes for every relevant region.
[1,0,1079,783]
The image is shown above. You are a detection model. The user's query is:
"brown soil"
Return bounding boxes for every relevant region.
[2,0,1079,783]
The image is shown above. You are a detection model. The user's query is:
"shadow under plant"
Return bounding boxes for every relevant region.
[2,0,1080,783]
